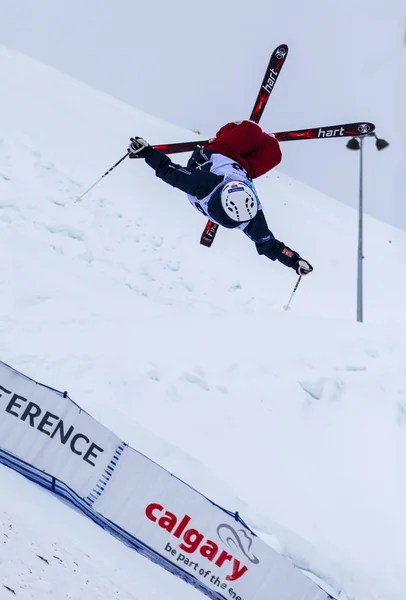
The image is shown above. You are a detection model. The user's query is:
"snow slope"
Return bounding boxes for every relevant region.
[1,47,406,600]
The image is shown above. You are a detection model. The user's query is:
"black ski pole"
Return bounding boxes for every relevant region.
[283,276,302,311]
[75,151,130,202]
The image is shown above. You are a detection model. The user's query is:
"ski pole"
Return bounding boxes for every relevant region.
[283,276,302,311]
[75,151,130,202]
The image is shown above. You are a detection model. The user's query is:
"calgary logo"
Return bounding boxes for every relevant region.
[217,524,259,564]
[358,123,371,134]
[145,503,254,581]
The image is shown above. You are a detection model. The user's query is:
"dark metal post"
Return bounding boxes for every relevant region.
[357,136,364,323]
[347,132,389,324]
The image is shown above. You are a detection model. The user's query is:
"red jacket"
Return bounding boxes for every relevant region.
[205,120,282,179]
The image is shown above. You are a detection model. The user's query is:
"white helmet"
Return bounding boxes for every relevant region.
[220,181,258,222]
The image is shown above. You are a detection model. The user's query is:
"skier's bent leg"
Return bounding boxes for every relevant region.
[243,134,282,179]
[206,120,263,157]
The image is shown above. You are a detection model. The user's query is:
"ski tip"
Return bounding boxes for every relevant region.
[275,44,289,56]
[359,122,375,135]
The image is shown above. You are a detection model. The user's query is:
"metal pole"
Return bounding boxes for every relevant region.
[357,136,364,323]
[75,151,130,202]
[283,276,302,311]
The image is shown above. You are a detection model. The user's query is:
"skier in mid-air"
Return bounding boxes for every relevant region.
[127,120,313,276]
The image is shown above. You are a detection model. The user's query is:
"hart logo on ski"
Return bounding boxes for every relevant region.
[263,69,279,93]
[251,43,289,124]
[275,122,375,142]
[145,503,250,582]
[317,127,345,138]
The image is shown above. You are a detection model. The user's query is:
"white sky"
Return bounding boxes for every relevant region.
[0,0,405,228]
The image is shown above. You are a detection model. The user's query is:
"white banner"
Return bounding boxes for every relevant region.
[92,446,329,600]
[0,360,332,600]
[0,361,121,498]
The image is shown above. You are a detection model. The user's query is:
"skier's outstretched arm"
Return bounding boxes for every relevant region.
[243,210,313,275]
[128,137,222,200]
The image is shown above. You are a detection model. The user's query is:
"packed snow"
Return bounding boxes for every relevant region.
[0,46,405,600]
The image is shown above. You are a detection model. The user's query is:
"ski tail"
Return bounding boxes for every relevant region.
[200,220,218,247]
[250,44,288,123]
[275,122,376,142]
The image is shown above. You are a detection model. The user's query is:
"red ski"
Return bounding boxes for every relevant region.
[153,122,375,156]
[275,122,375,141]
[199,44,289,247]
[250,44,288,124]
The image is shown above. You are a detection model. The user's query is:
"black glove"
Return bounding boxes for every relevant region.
[293,258,313,276]
[128,137,152,159]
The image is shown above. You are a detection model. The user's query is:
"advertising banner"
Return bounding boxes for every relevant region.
[92,446,330,600]
[0,361,121,498]
[0,360,332,600]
